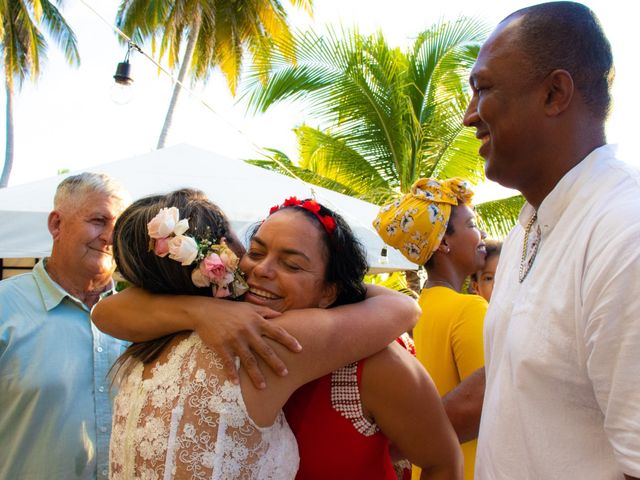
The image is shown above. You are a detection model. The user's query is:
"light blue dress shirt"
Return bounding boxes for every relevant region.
[0,260,128,480]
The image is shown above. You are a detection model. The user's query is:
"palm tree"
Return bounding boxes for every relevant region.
[242,20,524,238]
[0,0,79,188]
[115,0,312,149]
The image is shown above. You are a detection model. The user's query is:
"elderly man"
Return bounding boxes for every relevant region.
[0,173,130,479]
[461,2,640,479]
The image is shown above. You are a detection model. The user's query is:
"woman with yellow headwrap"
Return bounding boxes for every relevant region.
[374,178,488,480]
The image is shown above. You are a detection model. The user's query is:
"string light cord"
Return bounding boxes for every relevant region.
[78,0,303,181]
[77,0,393,263]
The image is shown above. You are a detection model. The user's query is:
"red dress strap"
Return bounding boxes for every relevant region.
[284,360,397,479]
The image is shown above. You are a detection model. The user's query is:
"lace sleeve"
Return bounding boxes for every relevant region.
[110,334,298,480]
[170,337,297,479]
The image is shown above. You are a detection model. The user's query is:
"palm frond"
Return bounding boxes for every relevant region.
[295,125,391,196]
[244,148,364,199]
[475,195,525,239]
[242,18,520,235]
[40,0,79,66]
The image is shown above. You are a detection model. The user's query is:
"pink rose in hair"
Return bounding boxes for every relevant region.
[199,253,227,283]
[154,237,171,257]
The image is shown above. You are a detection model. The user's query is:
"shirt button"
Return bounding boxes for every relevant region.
[98,386,105,393]
[102,469,108,476]
[96,346,103,353]
[100,426,108,433]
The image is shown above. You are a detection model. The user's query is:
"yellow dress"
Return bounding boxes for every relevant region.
[412,287,487,480]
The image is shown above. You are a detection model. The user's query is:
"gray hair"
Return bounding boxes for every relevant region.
[54,172,130,210]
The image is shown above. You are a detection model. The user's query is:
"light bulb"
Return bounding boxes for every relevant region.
[378,246,389,265]
[110,82,134,105]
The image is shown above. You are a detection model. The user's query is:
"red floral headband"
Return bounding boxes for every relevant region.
[269,196,337,234]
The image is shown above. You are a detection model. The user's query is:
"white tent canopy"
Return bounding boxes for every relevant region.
[0,144,415,273]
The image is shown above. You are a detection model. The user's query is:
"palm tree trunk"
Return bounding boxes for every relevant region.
[1,78,14,188]
[156,14,202,149]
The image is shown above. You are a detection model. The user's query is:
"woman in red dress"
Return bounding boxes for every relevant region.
[95,196,462,479]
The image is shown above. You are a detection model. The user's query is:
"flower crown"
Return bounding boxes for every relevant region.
[147,207,248,299]
[270,197,336,234]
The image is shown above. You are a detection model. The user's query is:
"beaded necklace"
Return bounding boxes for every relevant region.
[519,212,541,283]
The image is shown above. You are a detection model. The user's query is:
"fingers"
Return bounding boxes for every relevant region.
[251,340,289,378]
[250,305,281,319]
[234,321,301,388]
[219,345,240,385]
[260,309,282,319]
[219,337,269,390]
[262,322,302,353]
[235,340,267,390]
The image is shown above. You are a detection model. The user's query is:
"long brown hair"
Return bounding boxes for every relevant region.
[110,189,233,383]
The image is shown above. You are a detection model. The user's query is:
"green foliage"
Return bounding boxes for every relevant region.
[365,271,418,299]
[475,194,525,239]
[1,0,80,88]
[116,0,311,95]
[242,19,522,237]
[1,0,79,187]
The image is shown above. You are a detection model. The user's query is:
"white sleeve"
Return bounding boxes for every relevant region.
[170,342,274,479]
[582,213,640,477]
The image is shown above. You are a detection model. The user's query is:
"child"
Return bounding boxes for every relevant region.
[470,239,502,302]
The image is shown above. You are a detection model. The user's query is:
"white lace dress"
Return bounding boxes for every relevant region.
[109,332,299,479]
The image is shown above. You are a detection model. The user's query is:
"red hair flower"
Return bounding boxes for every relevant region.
[301,200,321,214]
[269,197,336,234]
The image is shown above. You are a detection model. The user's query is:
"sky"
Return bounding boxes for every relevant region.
[1,0,636,203]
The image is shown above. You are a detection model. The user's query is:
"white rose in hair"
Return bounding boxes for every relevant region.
[168,235,199,265]
[173,218,189,236]
[148,207,181,239]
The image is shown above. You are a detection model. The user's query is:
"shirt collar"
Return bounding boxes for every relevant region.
[32,259,115,312]
[519,144,617,234]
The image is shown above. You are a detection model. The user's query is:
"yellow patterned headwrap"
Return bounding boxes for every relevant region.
[373,178,474,265]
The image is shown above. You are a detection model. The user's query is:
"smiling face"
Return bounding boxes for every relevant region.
[463,18,547,191]
[50,191,125,281]
[472,253,499,302]
[444,205,486,276]
[240,209,337,313]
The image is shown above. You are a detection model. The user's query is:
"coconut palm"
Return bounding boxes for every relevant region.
[242,20,524,238]
[116,0,312,149]
[0,0,79,188]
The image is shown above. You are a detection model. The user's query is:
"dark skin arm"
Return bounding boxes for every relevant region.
[361,343,463,480]
[442,366,485,443]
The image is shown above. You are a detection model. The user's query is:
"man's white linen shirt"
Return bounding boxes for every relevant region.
[475,145,640,479]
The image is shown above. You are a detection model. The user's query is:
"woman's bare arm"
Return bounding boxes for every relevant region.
[251,285,419,385]
[240,289,421,425]
[92,284,419,388]
[359,344,463,480]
